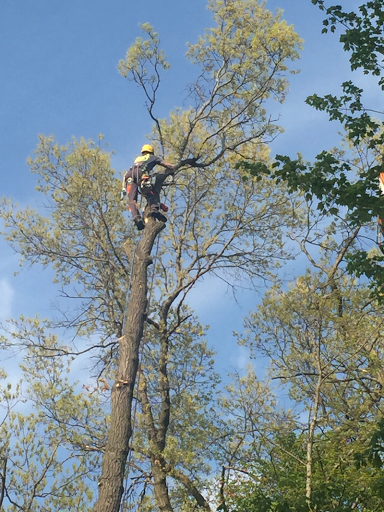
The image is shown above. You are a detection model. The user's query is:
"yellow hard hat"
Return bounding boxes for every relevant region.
[141,144,154,154]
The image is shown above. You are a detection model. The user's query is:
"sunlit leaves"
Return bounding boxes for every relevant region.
[0,338,105,511]
[235,264,384,510]
[118,23,170,83]
[119,0,302,165]
[0,135,131,341]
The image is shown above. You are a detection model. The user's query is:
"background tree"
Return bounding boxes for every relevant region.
[233,6,384,502]
[243,0,384,298]
[215,199,384,510]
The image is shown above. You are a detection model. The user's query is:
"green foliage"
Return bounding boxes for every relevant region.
[0,135,131,342]
[307,1,384,145]
[118,0,302,164]
[242,127,384,224]
[306,82,382,145]
[227,428,384,511]
[345,250,384,297]
[226,258,384,511]
[242,0,384,304]
[312,0,384,84]
[216,6,384,508]
[356,417,384,463]
[0,334,105,510]
[354,419,384,502]
[118,23,171,81]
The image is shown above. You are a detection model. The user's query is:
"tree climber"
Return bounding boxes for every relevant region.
[123,144,175,231]
[378,172,384,253]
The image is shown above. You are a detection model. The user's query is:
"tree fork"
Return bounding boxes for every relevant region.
[94,215,164,512]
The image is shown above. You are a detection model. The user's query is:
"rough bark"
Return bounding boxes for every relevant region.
[138,367,174,512]
[151,462,173,512]
[0,457,6,509]
[306,359,322,511]
[94,214,164,512]
[157,325,171,452]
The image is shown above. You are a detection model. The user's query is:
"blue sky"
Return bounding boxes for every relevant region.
[0,0,368,376]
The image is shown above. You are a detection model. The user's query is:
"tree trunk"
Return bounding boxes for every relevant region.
[306,370,322,511]
[152,463,174,512]
[94,216,164,512]
[151,331,173,510]
[138,367,174,511]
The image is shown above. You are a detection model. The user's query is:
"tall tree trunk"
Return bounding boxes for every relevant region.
[94,217,164,512]
[138,367,174,511]
[0,457,7,509]
[306,366,322,511]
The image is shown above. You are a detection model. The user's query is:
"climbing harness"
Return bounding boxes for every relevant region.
[140,174,152,193]
[121,164,170,227]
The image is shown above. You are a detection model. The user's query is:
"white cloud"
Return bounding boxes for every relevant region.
[0,278,14,320]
